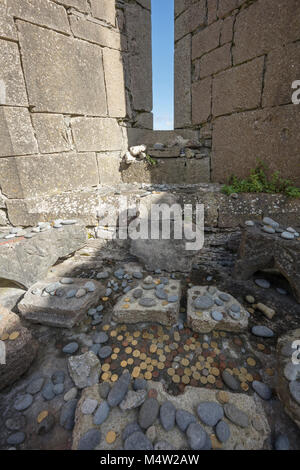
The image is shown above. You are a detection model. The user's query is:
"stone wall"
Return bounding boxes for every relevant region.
[0,0,153,227]
[174,0,300,184]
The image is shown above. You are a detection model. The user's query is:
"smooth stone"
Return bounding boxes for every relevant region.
[99,382,110,399]
[160,401,176,431]
[222,370,239,391]
[98,346,112,359]
[275,434,290,450]
[255,279,271,289]
[64,387,77,401]
[55,288,65,297]
[142,283,156,290]
[289,381,300,405]
[186,423,207,450]
[122,422,142,441]
[93,401,110,425]
[281,232,295,240]
[26,377,44,394]
[53,383,64,395]
[246,295,255,304]
[42,381,55,401]
[168,295,178,303]
[61,278,74,284]
[252,325,274,338]
[263,217,279,229]
[105,288,112,297]
[133,378,147,391]
[84,281,95,292]
[114,269,125,280]
[215,420,230,443]
[7,432,25,445]
[133,272,143,279]
[61,220,77,225]
[284,362,300,381]
[211,311,223,322]
[75,288,86,298]
[230,304,241,313]
[60,399,78,430]
[139,398,159,429]
[176,409,197,432]
[45,282,60,293]
[262,226,276,234]
[219,293,230,302]
[96,271,109,279]
[133,289,143,299]
[124,431,153,451]
[155,289,168,300]
[81,398,98,415]
[120,390,147,411]
[208,286,217,295]
[93,332,108,344]
[224,403,249,428]
[197,402,224,426]
[77,429,101,450]
[90,344,100,356]
[66,289,77,298]
[215,298,224,307]
[252,381,272,400]
[52,370,65,385]
[138,297,157,307]
[107,371,131,407]
[277,288,288,295]
[193,295,214,310]
[123,286,132,294]
[88,308,97,316]
[14,394,33,411]
[146,425,156,443]
[5,415,26,431]
[229,309,241,321]
[63,342,79,354]
[245,220,255,226]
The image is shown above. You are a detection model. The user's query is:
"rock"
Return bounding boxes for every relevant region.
[7,432,26,445]
[122,422,142,441]
[255,279,271,289]
[124,431,153,450]
[133,378,147,391]
[222,370,240,391]
[281,232,295,240]
[154,440,175,450]
[289,381,300,405]
[215,420,230,443]
[98,346,112,359]
[18,279,104,329]
[197,402,224,426]
[97,271,109,279]
[60,399,78,431]
[263,217,279,229]
[194,295,214,310]
[211,311,223,321]
[274,434,290,450]
[52,370,65,384]
[0,305,38,391]
[77,429,101,450]
[68,352,100,389]
[252,326,274,338]
[99,382,111,399]
[120,390,147,411]
[93,401,110,425]
[5,415,26,431]
[176,409,196,432]
[93,332,108,344]
[284,362,300,381]
[107,371,131,407]
[224,403,249,428]
[14,394,33,411]
[53,383,64,395]
[262,226,275,234]
[81,398,98,415]
[186,423,207,450]
[42,380,55,401]
[37,414,55,435]
[63,342,79,354]
[139,398,160,429]
[64,387,77,401]
[0,222,86,289]
[246,295,255,304]
[26,377,44,394]
[160,401,176,431]
[146,425,156,442]
[255,303,276,320]
[252,381,272,400]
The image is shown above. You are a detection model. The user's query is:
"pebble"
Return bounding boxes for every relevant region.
[133,272,143,279]
[107,371,131,407]
[252,381,272,400]
[96,271,109,279]
[281,232,295,240]
[78,429,101,450]
[60,399,78,431]
[186,423,207,450]
[246,295,255,304]
[154,441,175,451]
[215,420,230,443]
[197,402,224,426]
[224,403,249,428]
[53,383,64,395]
[26,377,44,394]
[52,371,65,385]
[215,298,224,307]
[255,279,271,289]
[263,226,276,234]
[98,346,112,359]
[219,293,230,302]
[61,278,74,285]
[124,431,153,451]
[263,217,279,229]
[139,297,157,307]
[245,220,255,226]
[122,422,142,441]
[93,401,110,425]
[139,398,160,429]
[283,362,300,381]
[45,282,61,293]
[155,289,168,300]
[61,220,77,225]
[133,378,147,391]
[275,434,290,451]
[276,288,287,295]
[75,288,86,298]
[42,380,55,401]
[176,409,196,432]
[114,269,125,280]
[93,332,108,344]
[222,370,239,391]
[14,394,33,411]
[84,281,95,292]
[81,398,98,415]
[7,432,26,446]
[146,425,157,443]
[63,342,79,354]
[5,415,26,431]
[64,387,77,402]
[66,289,77,298]
[168,295,178,303]
[251,325,274,338]
[289,380,300,405]
[99,382,111,399]
[194,295,214,310]
[160,401,176,431]
[133,289,143,299]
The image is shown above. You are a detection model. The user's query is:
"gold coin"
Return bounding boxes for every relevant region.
[144,371,152,380]
[157,362,164,370]
[145,357,152,364]
[117,335,123,341]
[211,341,218,349]
[207,375,216,384]
[120,361,127,368]
[103,324,110,331]
[266,368,274,377]
[37,410,48,424]
[133,331,141,338]
[193,371,201,380]
[0,333,9,341]
[198,355,205,362]
[110,330,117,337]
[148,334,154,340]
[133,350,140,358]
[101,372,110,381]
[113,347,120,354]
[102,297,109,302]
[184,368,192,377]
[257,343,265,351]
[132,367,141,378]
[246,373,254,382]
[211,367,220,377]
[157,349,163,356]
[174,332,180,342]
[172,374,180,383]
[189,344,196,351]
[163,335,169,342]
[183,345,190,351]
[147,364,154,372]
[196,311,203,317]
[196,362,204,370]
[216,391,229,404]
[131,340,138,346]
[162,301,168,306]
[106,431,116,444]
[182,375,190,384]
[122,304,130,309]
[111,354,118,360]
[225,368,233,375]
[124,298,130,302]
[125,347,133,355]
[121,325,127,331]
[247,357,256,367]
[191,365,196,372]
[154,280,161,285]
[213,331,219,338]
[164,345,171,353]
[168,368,175,376]
[102,363,110,372]
[200,376,208,385]
[152,359,158,366]
[240,367,247,375]
[140,362,147,370]
[9,331,20,340]
[127,358,134,365]
[150,344,157,353]
[202,343,209,349]
[220,332,226,337]
[111,374,118,382]
[241,382,249,392]
[140,353,147,361]
[127,336,133,342]
[181,358,189,367]
[233,368,239,375]
[207,357,213,364]
[159,355,166,362]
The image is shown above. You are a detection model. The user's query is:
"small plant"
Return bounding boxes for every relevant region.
[145,154,158,166]
[222,161,300,198]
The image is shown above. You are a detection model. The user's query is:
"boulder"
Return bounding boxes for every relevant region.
[68,352,100,389]
[0,304,38,391]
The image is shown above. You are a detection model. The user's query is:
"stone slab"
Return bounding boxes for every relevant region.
[31,114,71,154]
[174,34,191,128]
[113,279,181,326]
[90,0,116,25]
[0,221,87,289]
[102,49,126,118]
[192,77,212,125]
[0,39,28,106]
[18,278,105,328]
[69,15,124,50]
[0,106,38,157]
[71,118,123,152]
[187,286,248,334]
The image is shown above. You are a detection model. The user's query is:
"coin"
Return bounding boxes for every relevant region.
[111,374,118,382]
[207,375,216,384]
[182,375,190,384]
[103,324,110,331]
[101,372,111,381]
[144,371,152,380]
[113,347,120,354]
[37,410,48,424]
[140,362,147,370]
[181,358,189,366]
[0,333,9,341]
[172,375,180,383]
[193,371,201,380]
[127,358,134,365]
[147,365,154,372]
[9,331,19,340]
[110,330,117,337]
[133,350,140,358]
[200,376,208,385]
[167,368,175,376]
[120,361,127,368]
[140,353,147,361]
[211,367,220,377]
[157,362,164,370]
[150,344,157,353]
[111,353,118,360]
[247,357,256,367]
[216,391,229,404]
[106,431,116,444]
[184,368,192,377]
[241,382,249,392]
[133,331,141,338]
[102,363,110,372]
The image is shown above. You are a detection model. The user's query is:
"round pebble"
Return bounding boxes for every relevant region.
[215,420,230,443]
[63,342,79,354]
[14,394,33,411]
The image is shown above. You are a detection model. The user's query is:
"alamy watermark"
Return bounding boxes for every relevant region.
[292,80,300,105]
[97,197,205,251]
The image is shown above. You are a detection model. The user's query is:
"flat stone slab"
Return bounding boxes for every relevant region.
[112,278,181,326]
[18,278,105,328]
[72,381,270,450]
[0,222,87,289]
[187,286,248,334]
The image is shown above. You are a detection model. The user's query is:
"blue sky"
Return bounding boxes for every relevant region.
[152,0,174,130]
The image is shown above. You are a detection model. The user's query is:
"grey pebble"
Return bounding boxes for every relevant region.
[63,342,79,354]
[14,394,33,411]
[197,401,224,426]
[93,401,110,425]
[77,429,101,450]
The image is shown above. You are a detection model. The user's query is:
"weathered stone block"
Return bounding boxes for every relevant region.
[192,21,221,60]
[69,15,125,50]
[221,15,234,44]
[200,44,231,79]
[18,278,104,328]
[0,222,87,289]
[174,34,191,128]
[212,57,264,117]
[0,0,17,40]
[0,107,38,157]
[233,0,300,64]
[192,77,212,125]
[263,42,300,107]
[72,118,123,152]
[0,305,38,391]
[175,0,194,18]
[103,48,126,118]
[208,0,218,24]
[126,128,200,148]
[55,0,89,12]
[90,0,116,25]
[18,21,107,115]
[0,39,28,106]
[212,105,300,184]
[0,152,99,199]
[134,112,153,130]
[97,153,122,185]
[31,114,71,154]
[0,208,8,225]
[7,0,70,34]
[175,0,206,41]
[218,0,245,18]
